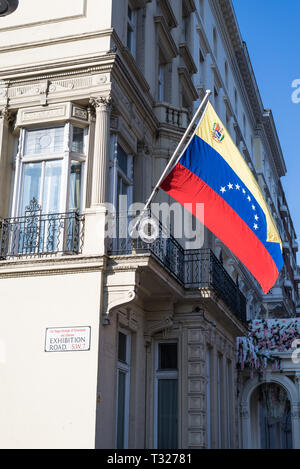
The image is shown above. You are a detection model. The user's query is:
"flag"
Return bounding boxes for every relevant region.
[160,102,283,294]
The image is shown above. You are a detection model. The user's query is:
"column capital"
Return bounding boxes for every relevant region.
[89,95,112,112]
[0,106,14,125]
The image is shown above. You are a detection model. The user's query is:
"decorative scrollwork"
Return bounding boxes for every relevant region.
[0,200,85,259]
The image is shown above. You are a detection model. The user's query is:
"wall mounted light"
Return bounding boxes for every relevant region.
[0,0,19,16]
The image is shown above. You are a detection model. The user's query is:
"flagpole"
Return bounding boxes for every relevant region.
[143,89,212,212]
[129,89,212,236]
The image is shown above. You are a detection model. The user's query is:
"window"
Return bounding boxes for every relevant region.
[226,111,230,130]
[109,138,134,246]
[217,354,223,448]
[158,51,167,102]
[214,85,219,114]
[181,15,188,43]
[181,0,190,44]
[115,144,133,212]
[199,48,205,85]
[199,48,205,66]
[116,330,131,449]
[127,4,137,58]
[199,0,204,19]
[224,61,229,89]
[243,113,247,139]
[12,123,86,218]
[213,27,218,58]
[72,127,85,154]
[24,126,64,156]
[154,342,178,449]
[206,348,212,449]
[226,360,232,448]
[234,88,238,117]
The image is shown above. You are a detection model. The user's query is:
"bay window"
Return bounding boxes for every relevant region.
[4,122,87,257]
[12,123,87,218]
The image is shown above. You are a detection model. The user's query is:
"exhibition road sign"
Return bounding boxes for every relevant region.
[45,327,91,353]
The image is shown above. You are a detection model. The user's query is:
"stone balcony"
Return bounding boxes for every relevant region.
[153,102,189,128]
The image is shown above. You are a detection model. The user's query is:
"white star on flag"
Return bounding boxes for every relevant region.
[220,187,226,194]
[254,224,258,230]
[228,183,233,190]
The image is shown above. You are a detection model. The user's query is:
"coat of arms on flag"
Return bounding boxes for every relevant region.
[212,122,225,143]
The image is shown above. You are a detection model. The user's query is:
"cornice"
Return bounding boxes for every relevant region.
[0,254,107,279]
[0,27,113,56]
[179,43,198,75]
[157,0,178,29]
[154,15,179,60]
[215,0,287,180]
[262,110,287,178]
[0,50,116,83]
[178,66,199,102]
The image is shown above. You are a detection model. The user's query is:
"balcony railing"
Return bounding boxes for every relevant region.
[0,198,85,260]
[107,212,247,323]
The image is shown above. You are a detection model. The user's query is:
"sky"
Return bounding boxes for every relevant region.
[232,0,300,263]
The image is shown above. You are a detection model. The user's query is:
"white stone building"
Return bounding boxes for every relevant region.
[0,0,299,449]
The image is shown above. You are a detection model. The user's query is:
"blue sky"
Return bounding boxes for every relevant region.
[232,0,300,262]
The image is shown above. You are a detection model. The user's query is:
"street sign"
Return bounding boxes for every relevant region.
[45,327,91,353]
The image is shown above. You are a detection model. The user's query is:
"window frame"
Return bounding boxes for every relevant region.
[11,122,88,218]
[153,341,179,449]
[206,346,212,449]
[127,3,137,58]
[109,138,133,213]
[116,328,131,449]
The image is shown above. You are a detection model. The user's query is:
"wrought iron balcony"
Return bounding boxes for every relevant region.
[0,198,85,260]
[107,212,247,323]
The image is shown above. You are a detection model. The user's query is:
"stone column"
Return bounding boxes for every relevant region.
[0,106,14,218]
[82,95,112,257]
[89,95,112,207]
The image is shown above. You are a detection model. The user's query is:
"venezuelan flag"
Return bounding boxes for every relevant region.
[160,102,283,294]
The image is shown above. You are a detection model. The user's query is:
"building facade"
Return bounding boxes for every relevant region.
[0,0,299,449]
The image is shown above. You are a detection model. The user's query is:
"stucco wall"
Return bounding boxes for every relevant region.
[0,270,102,449]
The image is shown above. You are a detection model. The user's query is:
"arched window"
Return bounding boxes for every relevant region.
[251,383,292,449]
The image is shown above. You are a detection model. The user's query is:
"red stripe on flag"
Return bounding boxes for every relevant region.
[161,163,279,294]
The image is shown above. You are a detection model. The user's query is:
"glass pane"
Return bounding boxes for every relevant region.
[157,379,178,449]
[24,127,64,155]
[158,343,178,370]
[128,5,132,21]
[117,371,126,449]
[117,145,128,175]
[69,162,82,211]
[42,161,62,214]
[118,332,127,363]
[72,127,85,154]
[20,163,42,215]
